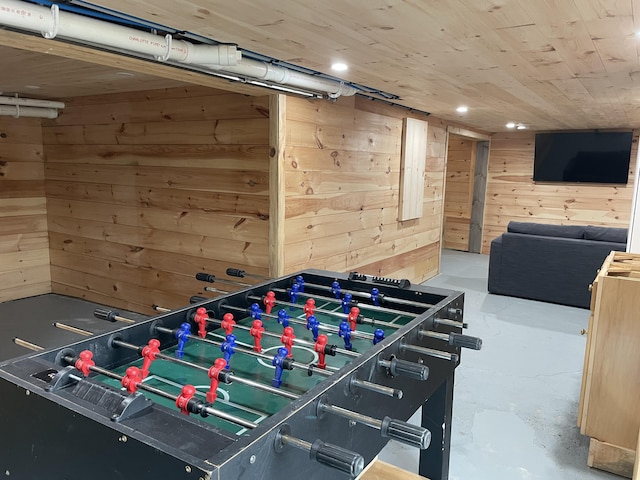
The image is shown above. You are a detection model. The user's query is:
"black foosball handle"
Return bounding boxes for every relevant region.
[94,308,118,322]
[190,295,208,304]
[195,272,216,283]
[387,357,429,381]
[310,439,364,477]
[226,268,246,278]
[381,416,432,450]
[449,333,483,350]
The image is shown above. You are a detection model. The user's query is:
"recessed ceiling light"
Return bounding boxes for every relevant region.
[506,122,516,128]
[456,106,468,113]
[516,124,527,130]
[331,63,348,72]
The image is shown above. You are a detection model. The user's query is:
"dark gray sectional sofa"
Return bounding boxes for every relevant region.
[488,221,627,308]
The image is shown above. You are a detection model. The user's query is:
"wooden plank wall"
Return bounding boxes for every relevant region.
[482,131,638,254]
[43,86,271,314]
[283,96,447,283]
[443,135,476,251]
[0,118,51,302]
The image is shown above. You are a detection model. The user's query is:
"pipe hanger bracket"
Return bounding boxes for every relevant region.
[41,4,60,40]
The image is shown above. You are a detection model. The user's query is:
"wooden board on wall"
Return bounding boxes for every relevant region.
[44,87,271,313]
[283,97,448,283]
[0,118,51,302]
[481,132,637,253]
[399,117,428,221]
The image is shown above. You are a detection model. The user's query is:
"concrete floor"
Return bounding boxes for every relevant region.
[379,249,619,479]
[0,251,621,479]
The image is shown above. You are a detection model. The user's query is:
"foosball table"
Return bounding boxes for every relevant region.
[0,269,480,479]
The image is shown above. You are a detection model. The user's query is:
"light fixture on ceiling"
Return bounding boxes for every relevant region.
[456,105,468,113]
[331,62,348,72]
[516,124,527,130]
[24,85,41,90]
[116,72,135,77]
[506,122,516,128]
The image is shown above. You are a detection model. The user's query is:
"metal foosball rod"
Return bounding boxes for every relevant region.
[267,286,412,322]
[189,307,359,359]
[316,397,431,449]
[219,302,374,345]
[274,424,364,478]
[419,329,482,350]
[13,337,44,352]
[94,310,334,379]
[61,351,258,430]
[151,307,405,400]
[109,336,299,401]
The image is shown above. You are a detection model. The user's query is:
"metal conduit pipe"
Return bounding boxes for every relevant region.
[0,0,358,98]
[0,95,65,109]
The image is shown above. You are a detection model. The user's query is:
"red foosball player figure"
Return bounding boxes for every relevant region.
[121,366,143,394]
[74,350,95,377]
[193,307,209,338]
[176,384,196,415]
[348,306,360,332]
[281,326,296,358]
[314,334,329,369]
[221,313,236,336]
[206,358,228,404]
[250,319,265,352]
[303,298,316,319]
[141,338,161,378]
[263,291,276,314]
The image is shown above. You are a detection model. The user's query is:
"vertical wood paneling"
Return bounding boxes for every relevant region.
[444,136,476,251]
[43,87,270,314]
[269,94,286,277]
[481,131,637,254]
[0,118,51,302]
[283,97,447,283]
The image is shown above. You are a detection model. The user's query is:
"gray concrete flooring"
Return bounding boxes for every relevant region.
[379,249,619,479]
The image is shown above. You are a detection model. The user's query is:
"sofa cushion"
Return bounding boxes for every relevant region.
[584,225,627,244]
[507,221,585,239]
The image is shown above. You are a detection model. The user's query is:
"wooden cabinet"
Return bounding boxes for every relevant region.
[579,251,640,477]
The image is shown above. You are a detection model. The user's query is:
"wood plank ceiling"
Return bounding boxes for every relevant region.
[3,0,640,132]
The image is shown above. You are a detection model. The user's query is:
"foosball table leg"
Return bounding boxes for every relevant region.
[419,371,455,480]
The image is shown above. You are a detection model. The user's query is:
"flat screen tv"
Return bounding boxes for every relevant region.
[533,131,633,184]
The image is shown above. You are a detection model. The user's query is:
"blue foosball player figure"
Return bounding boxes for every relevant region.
[277,309,290,328]
[338,320,353,350]
[341,292,353,314]
[306,315,320,341]
[331,280,341,299]
[250,303,262,320]
[220,334,237,369]
[371,287,380,306]
[175,323,191,359]
[373,328,385,345]
[272,347,290,388]
[295,275,305,293]
[289,283,300,306]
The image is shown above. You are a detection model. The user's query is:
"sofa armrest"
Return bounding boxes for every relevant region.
[487,236,503,293]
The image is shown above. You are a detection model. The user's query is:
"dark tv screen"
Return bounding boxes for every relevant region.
[533,131,633,184]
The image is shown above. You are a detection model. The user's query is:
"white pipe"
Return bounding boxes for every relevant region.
[0,105,59,118]
[0,0,356,97]
[0,95,65,109]
[221,60,359,97]
[0,0,240,65]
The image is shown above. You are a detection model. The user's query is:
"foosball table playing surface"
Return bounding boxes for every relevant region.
[0,269,480,480]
